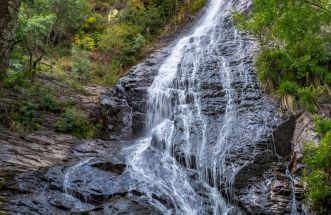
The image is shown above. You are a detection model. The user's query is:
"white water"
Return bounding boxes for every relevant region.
[286,164,298,215]
[63,157,94,211]
[124,0,264,214]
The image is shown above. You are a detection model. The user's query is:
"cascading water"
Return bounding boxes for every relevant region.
[124,0,273,214]
[2,0,304,214]
[286,165,298,215]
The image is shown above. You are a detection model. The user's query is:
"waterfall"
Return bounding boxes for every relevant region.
[286,164,298,215]
[3,0,303,214]
[62,157,95,212]
[124,0,267,214]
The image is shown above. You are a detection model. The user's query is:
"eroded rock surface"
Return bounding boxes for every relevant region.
[0,1,315,215]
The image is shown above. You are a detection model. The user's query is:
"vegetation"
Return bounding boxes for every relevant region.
[304,118,331,214]
[55,107,98,138]
[234,1,331,212]
[0,0,207,139]
[7,84,66,132]
[6,0,207,87]
[0,0,21,79]
[234,0,331,113]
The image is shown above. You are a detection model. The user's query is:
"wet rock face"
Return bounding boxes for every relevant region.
[100,1,302,214]
[232,116,299,215]
[1,1,308,214]
[100,49,171,139]
[4,154,162,215]
[99,1,301,214]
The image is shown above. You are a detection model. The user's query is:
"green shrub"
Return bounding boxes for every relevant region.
[74,33,96,50]
[234,0,331,113]
[99,23,141,54]
[132,34,146,52]
[10,101,40,132]
[255,49,292,93]
[55,107,96,138]
[275,81,298,111]
[4,59,27,87]
[37,94,64,112]
[315,119,331,137]
[298,87,323,113]
[19,101,38,119]
[276,81,298,97]
[304,124,331,214]
[72,47,91,82]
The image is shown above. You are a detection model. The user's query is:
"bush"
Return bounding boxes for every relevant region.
[256,49,291,93]
[132,34,146,52]
[10,101,40,132]
[4,59,27,87]
[74,34,96,50]
[304,122,331,214]
[315,119,331,137]
[19,101,39,119]
[72,47,91,82]
[275,81,298,111]
[235,0,331,113]
[298,87,323,113]
[55,107,96,138]
[37,94,64,112]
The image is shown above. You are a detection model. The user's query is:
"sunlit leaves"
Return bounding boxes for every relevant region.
[303,123,331,213]
[235,0,331,113]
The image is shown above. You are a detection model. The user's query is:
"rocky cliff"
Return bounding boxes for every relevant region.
[0,0,316,214]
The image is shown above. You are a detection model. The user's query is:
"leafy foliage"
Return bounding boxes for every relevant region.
[55,107,97,138]
[298,87,323,113]
[2,0,207,138]
[304,118,331,214]
[89,0,207,85]
[72,47,91,82]
[275,81,298,112]
[10,101,40,132]
[235,2,331,211]
[8,84,66,132]
[7,0,90,83]
[234,0,331,112]
[5,0,207,87]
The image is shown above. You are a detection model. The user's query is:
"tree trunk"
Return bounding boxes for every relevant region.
[31,55,43,82]
[0,0,21,80]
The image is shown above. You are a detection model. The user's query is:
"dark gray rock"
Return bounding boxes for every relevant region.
[1,1,308,215]
[100,48,171,139]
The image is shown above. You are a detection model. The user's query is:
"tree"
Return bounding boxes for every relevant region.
[47,0,89,44]
[234,0,331,111]
[0,0,21,80]
[11,0,88,82]
[17,5,54,81]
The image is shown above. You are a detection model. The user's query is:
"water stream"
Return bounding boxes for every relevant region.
[123,0,264,214]
[3,0,304,214]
